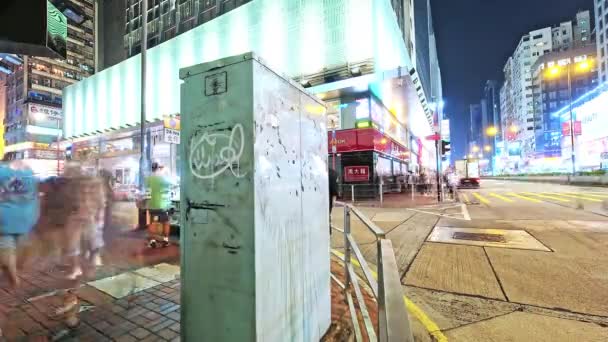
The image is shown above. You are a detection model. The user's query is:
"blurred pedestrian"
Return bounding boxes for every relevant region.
[145,162,174,248]
[62,163,106,279]
[0,160,39,289]
[328,168,338,214]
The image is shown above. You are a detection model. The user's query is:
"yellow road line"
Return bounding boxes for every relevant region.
[547,193,602,202]
[522,192,570,202]
[331,249,448,342]
[472,192,491,205]
[572,192,608,199]
[489,193,515,203]
[461,193,470,204]
[508,192,543,203]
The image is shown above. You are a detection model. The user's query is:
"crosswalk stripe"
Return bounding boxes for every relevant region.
[546,193,602,202]
[461,193,470,204]
[508,192,543,203]
[489,193,514,203]
[472,192,491,204]
[522,192,570,202]
[573,192,608,199]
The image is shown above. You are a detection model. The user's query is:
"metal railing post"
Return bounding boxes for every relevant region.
[344,205,351,288]
[379,179,384,204]
[351,184,355,203]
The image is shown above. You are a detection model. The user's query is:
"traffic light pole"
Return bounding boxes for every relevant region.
[435,139,441,202]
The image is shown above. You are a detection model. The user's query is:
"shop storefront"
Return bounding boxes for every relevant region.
[3,142,63,178]
[69,117,181,192]
[328,127,410,198]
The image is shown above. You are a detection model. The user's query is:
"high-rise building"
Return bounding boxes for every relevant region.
[595,0,608,83]
[500,57,516,143]
[469,103,483,153]
[123,0,251,57]
[501,10,591,159]
[98,0,128,70]
[482,80,501,148]
[3,0,95,175]
[531,45,598,161]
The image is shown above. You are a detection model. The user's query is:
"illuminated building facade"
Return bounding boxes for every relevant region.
[531,45,598,167]
[63,0,441,193]
[3,0,95,176]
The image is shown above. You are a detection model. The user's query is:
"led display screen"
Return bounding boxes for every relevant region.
[0,0,67,59]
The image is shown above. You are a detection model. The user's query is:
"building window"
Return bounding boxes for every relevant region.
[533,34,543,40]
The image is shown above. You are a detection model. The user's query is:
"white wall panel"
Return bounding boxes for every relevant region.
[63,0,414,138]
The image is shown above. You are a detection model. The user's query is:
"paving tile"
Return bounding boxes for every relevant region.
[88,273,161,299]
[148,318,175,333]
[445,311,608,341]
[115,334,138,342]
[166,312,180,322]
[404,243,506,300]
[129,327,151,339]
[157,328,179,340]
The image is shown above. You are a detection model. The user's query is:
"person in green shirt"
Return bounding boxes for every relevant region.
[145,162,174,247]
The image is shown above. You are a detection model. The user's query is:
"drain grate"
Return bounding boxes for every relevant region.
[452,232,506,243]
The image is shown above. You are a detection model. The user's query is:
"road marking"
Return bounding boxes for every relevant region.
[460,193,470,204]
[508,192,543,203]
[461,203,471,221]
[406,208,470,221]
[331,250,448,342]
[547,193,602,202]
[472,193,491,204]
[522,192,570,202]
[489,192,515,203]
[574,192,608,199]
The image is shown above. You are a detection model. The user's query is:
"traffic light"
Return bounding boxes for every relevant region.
[441,140,451,155]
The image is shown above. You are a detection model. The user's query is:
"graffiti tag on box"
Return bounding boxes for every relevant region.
[189,124,246,180]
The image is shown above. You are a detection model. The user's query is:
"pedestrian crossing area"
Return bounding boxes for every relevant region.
[460,191,608,205]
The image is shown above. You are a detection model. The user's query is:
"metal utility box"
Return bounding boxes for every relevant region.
[179,53,330,341]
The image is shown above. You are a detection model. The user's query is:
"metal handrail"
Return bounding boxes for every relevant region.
[333,202,414,342]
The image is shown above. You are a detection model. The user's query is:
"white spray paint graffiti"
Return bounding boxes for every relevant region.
[190,124,247,179]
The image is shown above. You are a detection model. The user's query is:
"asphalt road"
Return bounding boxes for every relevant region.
[332,179,608,341]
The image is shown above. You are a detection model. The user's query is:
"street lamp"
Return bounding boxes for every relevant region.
[485,126,498,137]
[484,145,492,152]
[545,59,593,176]
[472,146,480,153]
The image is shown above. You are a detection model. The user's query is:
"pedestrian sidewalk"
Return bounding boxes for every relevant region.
[2,226,376,341]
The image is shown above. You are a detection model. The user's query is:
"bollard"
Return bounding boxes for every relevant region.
[351,184,355,203]
[379,179,384,205]
[411,183,414,201]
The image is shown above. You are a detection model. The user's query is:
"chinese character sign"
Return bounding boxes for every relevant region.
[164,128,180,144]
[344,166,369,182]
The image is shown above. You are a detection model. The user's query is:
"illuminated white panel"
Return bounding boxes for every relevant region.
[26,125,62,136]
[63,0,416,138]
[346,0,372,63]
[300,1,325,74]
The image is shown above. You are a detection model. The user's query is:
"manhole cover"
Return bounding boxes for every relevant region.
[452,232,506,243]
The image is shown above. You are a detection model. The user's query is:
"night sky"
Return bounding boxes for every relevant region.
[432,0,594,162]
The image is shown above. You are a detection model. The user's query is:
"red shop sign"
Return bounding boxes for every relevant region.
[562,121,582,136]
[328,128,409,161]
[344,166,370,182]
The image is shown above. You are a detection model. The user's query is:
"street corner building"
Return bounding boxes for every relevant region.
[61,0,444,200]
